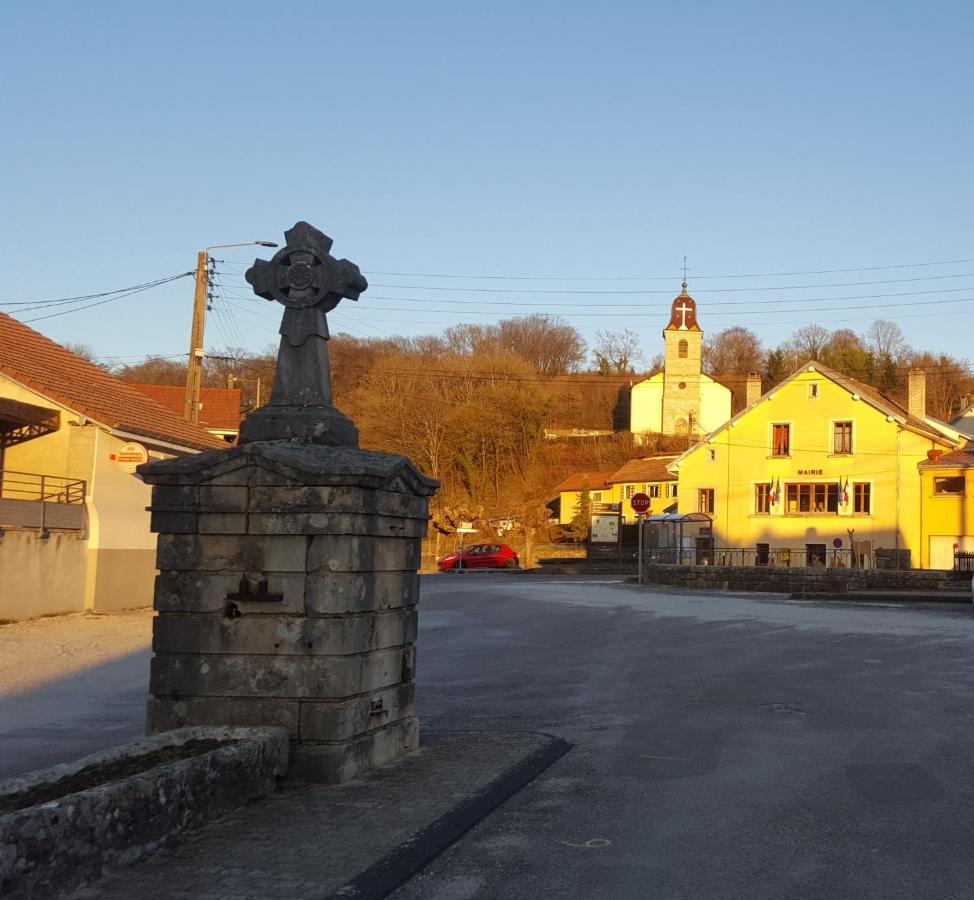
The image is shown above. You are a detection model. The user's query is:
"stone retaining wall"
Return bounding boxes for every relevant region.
[640,563,950,594]
[0,726,287,900]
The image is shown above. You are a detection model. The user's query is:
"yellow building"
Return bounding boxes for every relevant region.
[606,455,679,523]
[1,313,224,621]
[670,363,967,568]
[918,447,974,569]
[552,470,617,525]
[630,283,732,440]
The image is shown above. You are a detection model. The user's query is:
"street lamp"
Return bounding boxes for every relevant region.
[184,240,279,424]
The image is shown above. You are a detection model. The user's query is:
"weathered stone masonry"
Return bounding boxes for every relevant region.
[143,443,437,783]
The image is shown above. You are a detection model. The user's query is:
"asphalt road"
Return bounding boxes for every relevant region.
[0,609,152,780]
[4,580,974,899]
[394,576,974,900]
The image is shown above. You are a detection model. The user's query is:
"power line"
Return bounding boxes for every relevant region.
[264,296,974,319]
[214,274,974,308]
[367,272,974,295]
[358,258,974,282]
[0,272,193,309]
[19,277,193,324]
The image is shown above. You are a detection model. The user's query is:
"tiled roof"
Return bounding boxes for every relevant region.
[918,444,974,469]
[552,470,617,493]
[130,384,241,432]
[608,455,679,484]
[0,313,225,451]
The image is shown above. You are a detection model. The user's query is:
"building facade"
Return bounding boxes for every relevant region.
[918,447,974,569]
[606,455,679,523]
[0,313,223,621]
[630,283,731,440]
[670,363,966,568]
[552,470,617,525]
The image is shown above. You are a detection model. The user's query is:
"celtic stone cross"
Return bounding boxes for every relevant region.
[237,221,368,446]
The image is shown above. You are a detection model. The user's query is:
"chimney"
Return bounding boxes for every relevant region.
[746,373,762,406]
[908,368,926,419]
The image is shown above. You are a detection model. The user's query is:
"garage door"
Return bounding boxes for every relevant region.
[929,535,974,570]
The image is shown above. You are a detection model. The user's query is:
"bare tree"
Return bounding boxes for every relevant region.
[866,320,908,362]
[910,352,974,420]
[114,355,187,385]
[702,327,764,376]
[65,342,100,364]
[495,315,586,375]
[593,329,643,375]
[788,324,831,362]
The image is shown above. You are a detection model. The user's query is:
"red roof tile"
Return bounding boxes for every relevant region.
[552,470,617,493]
[130,384,241,432]
[0,313,225,451]
[608,455,679,484]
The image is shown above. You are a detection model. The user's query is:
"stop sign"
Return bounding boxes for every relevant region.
[630,492,651,513]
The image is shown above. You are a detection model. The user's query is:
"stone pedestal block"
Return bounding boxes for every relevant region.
[141,441,437,783]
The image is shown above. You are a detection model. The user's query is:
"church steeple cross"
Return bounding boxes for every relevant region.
[682,256,690,285]
[674,300,693,328]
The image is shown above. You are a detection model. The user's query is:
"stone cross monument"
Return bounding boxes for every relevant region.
[140,222,438,783]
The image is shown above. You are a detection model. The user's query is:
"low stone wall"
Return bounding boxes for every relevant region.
[640,563,950,594]
[0,726,288,900]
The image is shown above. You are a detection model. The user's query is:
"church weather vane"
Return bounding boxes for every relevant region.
[238,221,368,446]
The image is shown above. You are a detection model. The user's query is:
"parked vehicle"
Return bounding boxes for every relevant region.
[437,543,520,571]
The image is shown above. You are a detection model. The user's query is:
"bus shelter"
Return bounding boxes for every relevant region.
[642,511,714,565]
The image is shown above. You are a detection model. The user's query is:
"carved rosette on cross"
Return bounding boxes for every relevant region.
[238,221,368,446]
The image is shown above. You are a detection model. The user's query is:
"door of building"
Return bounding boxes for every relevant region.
[929,535,974,570]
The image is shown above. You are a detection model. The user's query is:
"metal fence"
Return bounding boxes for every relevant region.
[646,547,871,569]
[0,470,86,504]
[0,470,87,532]
[955,552,974,573]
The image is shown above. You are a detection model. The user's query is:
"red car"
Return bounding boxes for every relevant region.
[438,543,520,571]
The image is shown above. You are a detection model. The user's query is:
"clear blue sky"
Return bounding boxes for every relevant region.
[2,1,972,366]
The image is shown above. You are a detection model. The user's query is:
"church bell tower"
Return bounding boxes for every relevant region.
[661,282,704,435]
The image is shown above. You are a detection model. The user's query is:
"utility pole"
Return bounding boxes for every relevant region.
[184,250,209,423]
[183,239,279,425]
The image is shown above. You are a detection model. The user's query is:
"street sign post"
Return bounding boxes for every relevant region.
[455,525,477,571]
[631,494,651,584]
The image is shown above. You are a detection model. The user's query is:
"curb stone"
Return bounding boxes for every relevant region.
[331,733,571,899]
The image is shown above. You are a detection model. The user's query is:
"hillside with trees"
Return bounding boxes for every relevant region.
[112,315,972,552]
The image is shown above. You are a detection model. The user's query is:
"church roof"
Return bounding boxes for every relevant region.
[664,283,701,332]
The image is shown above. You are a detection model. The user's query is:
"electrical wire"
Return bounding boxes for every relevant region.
[367,272,974,295]
[359,258,974,281]
[1,272,193,309]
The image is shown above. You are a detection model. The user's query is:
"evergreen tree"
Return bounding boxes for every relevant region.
[568,477,593,542]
